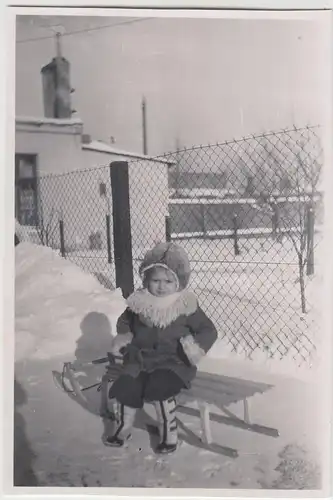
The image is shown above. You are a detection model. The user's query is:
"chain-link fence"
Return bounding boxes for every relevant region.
[156,125,324,366]
[16,156,170,293]
[16,125,324,366]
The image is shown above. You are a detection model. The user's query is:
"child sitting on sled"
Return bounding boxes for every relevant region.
[106,242,217,454]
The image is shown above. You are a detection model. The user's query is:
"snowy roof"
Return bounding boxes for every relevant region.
[82,140,174,165]
[15,116,173,164]
[16,116,84,127]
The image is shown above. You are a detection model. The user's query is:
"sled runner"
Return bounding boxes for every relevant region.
[54,354,279,457]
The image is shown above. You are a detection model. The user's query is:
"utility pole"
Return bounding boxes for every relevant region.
[142,96,148,155]
[55,32,62,58]
[175,137,181,197]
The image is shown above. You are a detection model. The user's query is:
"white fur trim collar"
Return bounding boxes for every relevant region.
[126,289,198,328]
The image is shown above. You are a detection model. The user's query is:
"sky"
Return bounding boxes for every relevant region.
[15,13,330,156]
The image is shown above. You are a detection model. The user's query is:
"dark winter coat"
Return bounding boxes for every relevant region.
[112,289,218,388]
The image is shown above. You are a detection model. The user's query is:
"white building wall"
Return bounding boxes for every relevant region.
[15,120,83,176]
[37,167,111,251]
[80,149,169,258]
[128,159,169,260]
[15,121,169,267]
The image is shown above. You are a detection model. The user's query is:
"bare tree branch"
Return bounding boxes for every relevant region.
[35,207,57,247]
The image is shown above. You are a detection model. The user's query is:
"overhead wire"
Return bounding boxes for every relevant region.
[16,17,151,44]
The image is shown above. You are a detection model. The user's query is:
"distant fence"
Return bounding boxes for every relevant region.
[168,195,322,240]
[15,125,324,366]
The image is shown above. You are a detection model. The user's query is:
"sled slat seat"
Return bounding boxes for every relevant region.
[99,360,279,447]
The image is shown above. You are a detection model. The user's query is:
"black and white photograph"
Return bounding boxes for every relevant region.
[8,5,332,493]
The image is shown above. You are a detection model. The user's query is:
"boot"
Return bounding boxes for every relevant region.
[105,403,136,447]
[154,397,178,454]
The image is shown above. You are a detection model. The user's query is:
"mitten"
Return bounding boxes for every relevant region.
[180,335,205,366]
[110,332,133,357]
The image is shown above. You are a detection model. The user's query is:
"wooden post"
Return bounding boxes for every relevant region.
[110,162,134,298]
[197,401,212,444]
[306,204,315,276]
[200,204,207,238]
[59,219,66,257]
[271,203,278,240]
[243,398,251,425]
[106,213,112,263]
[232,213,240,256]
[165,215,171,242]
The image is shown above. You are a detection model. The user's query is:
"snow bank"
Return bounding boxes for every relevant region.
[15,219,41,245]
[15,242,126,362]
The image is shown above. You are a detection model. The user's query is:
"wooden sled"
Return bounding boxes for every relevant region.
[56,354,279,457]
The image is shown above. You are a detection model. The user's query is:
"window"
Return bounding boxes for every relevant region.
[15,154,38,226]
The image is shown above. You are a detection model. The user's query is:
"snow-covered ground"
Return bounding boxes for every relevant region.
[66,234,324,370]
[185,236,323,370]
[13,242,326,490]
[15,243,126,363]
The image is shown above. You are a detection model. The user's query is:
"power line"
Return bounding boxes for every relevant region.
[16,17,151,44]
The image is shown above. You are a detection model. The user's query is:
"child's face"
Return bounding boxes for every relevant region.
[147,267,178,297]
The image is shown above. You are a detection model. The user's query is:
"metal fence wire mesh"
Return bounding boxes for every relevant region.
[17,125,324,366]
[35,165,116,290]
[132,125,324,366]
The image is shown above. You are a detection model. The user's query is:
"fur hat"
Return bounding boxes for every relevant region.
[139,242,191,290]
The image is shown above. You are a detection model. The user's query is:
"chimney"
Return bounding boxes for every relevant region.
[41,33,73,119]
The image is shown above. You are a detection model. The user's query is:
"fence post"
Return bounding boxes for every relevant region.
[232,213,240,256]
[110,162,134,298]
[200,204,207,238]
[306,204,315,276]
[105,213,112,263]
[271,202,279,240]
[59,218,66,258]
[165,215,171,242]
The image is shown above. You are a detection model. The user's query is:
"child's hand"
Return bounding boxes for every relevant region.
[111,333,133,357]
[180,335,205,366]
